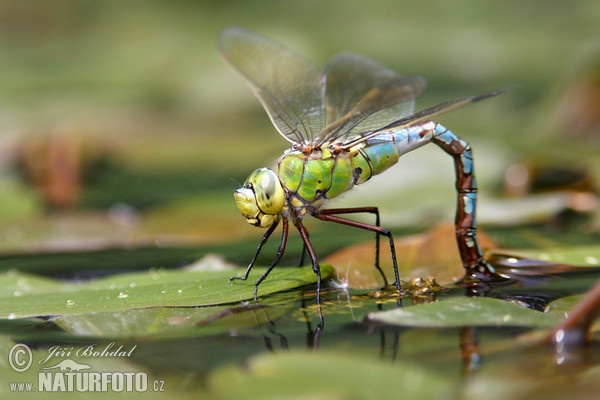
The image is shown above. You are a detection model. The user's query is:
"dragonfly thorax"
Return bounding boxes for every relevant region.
[277,146,360,216]
[234,168,285,228]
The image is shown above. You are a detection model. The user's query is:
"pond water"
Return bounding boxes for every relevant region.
[1,246,599,399]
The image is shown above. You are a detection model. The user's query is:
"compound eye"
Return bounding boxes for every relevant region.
[251,169,285,215]
[235,168,285,229]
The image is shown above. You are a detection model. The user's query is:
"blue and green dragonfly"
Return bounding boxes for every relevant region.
[220,27,501,304]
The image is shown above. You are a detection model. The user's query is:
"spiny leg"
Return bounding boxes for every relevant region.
[299,237,308,267]
[249,217,290,302]
[432,125,495,278]
[314,210,402,293]
[229,218,280,283]
[230,217,291,303]
[317,207,387,287]
[294,218,324,326]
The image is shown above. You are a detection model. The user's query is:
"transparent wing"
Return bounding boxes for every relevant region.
[218,27,326,144]
[318,53,426,145]
[340,87,512,149]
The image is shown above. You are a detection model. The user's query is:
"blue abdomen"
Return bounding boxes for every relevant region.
[349,122,437,183]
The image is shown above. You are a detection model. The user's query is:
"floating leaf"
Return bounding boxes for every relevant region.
[462,341,600,400]
[0,265,332,319]
[506,246,600,267]
[545,293,600,334]
[324,223,497,288]
[208,351,458,400]
[53,292,301,337]
[366,296,563,328]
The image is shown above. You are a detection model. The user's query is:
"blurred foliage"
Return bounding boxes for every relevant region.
[0,0,599,246]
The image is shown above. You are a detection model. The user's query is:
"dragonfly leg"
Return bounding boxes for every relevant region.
[229,218,279,283]
[299,241,307,267]
[294,218,325,326]
[314,210,401,293]
[230,217,289,302]
[316,207,386,287]
[249,217,289,302]
[432,125,495,278]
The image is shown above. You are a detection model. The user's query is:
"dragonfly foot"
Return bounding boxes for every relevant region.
[465,259,497,280]
[253,285,260,303]
[389,280,404,295]
[228,275,248,284]
[459,259,513,296]
[369,283,404,300]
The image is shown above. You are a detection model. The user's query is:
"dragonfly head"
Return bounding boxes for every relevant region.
[234,168,285,228]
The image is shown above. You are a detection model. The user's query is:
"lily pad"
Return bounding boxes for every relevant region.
[53,292,302,337]
[507,246,600,267]
[0,265,332,319]
[462,342,600,400]
[545,293,600,333]
[366,296,563,328]
[324,223,497,288]
[545,294,584,317]
[208,351,458,400]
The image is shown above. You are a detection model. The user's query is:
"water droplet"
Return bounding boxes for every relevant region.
[117,292,128,299]
[65,299,76,306]
[177,289,183,294]
[585,256,598,265]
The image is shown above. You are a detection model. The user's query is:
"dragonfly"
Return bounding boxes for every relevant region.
[220,27,501,306]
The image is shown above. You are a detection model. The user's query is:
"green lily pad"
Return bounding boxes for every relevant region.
[544,294,582,317]
[462,342,600,400]
[208,351,458,400]
[507,246,600,267]
[53,292,301,338]
[545,294,600,333]
[0,265,332,319]
[366,297,563,328]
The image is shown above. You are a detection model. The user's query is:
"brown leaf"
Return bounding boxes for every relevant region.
[324,222,496,288]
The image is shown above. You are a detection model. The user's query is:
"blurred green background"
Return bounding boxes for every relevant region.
[0,0,598,254]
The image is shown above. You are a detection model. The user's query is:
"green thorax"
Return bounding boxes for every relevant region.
[277,141,397,215]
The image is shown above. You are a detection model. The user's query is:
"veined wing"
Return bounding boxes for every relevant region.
[218,27,326,144]
[340,87,512,149]
[318,53,426,145]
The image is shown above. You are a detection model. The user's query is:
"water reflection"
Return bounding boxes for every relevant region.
[2,252,598,395]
